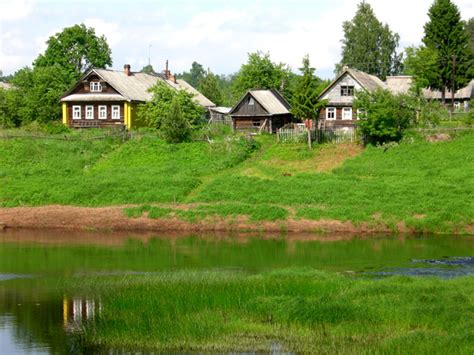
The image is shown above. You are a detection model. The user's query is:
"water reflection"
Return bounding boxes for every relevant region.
[0,230,472,354]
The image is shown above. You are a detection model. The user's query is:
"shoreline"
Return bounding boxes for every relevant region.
[0,205,472,236]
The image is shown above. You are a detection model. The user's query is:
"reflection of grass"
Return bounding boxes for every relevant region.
[74,269,474,353]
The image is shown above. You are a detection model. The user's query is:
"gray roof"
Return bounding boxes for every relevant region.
[423,79,474,100]
[61,69,215,107]
[347,68,385,91]
[210,106,232,114]
[249,90,290,115]
[0,82,12,90]
[385,76,413,94]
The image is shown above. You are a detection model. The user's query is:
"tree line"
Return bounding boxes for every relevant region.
[0,0,472,144]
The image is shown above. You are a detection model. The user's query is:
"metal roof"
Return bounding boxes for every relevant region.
[61,69,215,107]
[249,90,290,115]
[60,94,126,102]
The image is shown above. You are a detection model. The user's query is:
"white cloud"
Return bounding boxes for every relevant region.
[83,18,124,47]
[0,0,36,22]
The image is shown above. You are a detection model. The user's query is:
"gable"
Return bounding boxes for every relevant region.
[64,71,121,97]
[320,73,363,104]
[231,93,269,116]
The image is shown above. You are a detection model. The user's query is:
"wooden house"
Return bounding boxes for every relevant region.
[230,89,293,133]
[60,63,215,129]
[318,67,385,130]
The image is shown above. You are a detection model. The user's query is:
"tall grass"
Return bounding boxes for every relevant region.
[73,269,474,353]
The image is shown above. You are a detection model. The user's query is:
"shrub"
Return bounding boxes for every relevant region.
[161,97,192,143]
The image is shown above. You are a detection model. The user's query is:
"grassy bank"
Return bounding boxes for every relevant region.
[72,269,474,353]
[0,129,473,233]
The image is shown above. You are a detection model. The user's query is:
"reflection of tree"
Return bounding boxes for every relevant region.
[0,279,72,354]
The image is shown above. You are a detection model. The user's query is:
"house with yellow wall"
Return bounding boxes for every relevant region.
[60,63,215,129]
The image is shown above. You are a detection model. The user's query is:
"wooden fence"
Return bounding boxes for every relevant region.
[277,128,357,144]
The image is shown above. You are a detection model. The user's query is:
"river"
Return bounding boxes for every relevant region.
[0,229,473,354]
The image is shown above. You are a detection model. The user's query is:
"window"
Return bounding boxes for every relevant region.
[99,105,107,120]
[340,85,354,97]
[112,105,120,119]
[85,105,94,120]
[248,97,255,105]
[90,82,102,92]
[252,120,260,127]
[342,107,352,120]
[326,107,336,120]
[72,105,81,120]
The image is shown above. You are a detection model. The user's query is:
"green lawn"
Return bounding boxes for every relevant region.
[0,129,473,233]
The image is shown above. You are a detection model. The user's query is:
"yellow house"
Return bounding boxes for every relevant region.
[60,63,215,129]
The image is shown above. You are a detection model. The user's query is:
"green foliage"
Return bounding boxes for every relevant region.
[403,46,440,93]
[8,65,76,124]
[290,55,325,121]
[198,70,223,106]
[178,61,206,88]
[355,89,414,144]
[34,23,112,76]
[140,64,155,74]
[137,82,205,129]
[161,97,192,143]
[423,0,472,99]
[0,88,19,128]
[466,17,474,52]
[232,51,292,99]
[338,2,402,79]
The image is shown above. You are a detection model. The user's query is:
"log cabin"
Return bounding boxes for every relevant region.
[60,63,215,129]
[230,89,293,133]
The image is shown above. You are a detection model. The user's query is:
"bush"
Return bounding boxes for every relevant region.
[355,89,414,145]
[161,97,192,143]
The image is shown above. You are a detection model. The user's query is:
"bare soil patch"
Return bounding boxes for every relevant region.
[0,205,450,236]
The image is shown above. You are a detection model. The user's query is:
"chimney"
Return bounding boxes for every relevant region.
[124,64,131,76]
[163,60,176,83]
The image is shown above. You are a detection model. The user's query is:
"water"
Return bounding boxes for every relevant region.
[0,229,472,354]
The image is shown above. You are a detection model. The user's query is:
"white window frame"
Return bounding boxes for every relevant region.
[72,105,81,120]
[342,107,352,120]
[111,105,120,120]
[85,105,94,120]
[90,82,102,92]
[98,105,107,120]
[326,107,336,121]
[248,97,255,106]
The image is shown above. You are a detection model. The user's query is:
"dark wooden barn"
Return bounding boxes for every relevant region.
[230,89,293,133]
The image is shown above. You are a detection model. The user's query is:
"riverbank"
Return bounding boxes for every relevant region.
[1,204,472,235]
[1,129,473,234]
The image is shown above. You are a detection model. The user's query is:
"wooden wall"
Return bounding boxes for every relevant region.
[66,102,125,128]
[231,94,269,116]
[319,107,358,127]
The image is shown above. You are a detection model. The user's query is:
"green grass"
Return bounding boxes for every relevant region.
[70,269,474,353]
[0,129,473,233]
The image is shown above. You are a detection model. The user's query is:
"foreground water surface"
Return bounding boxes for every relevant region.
[0,229,472,354]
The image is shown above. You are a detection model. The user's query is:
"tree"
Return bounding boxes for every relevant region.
[161,97,192,143]
[140,64,155,74]
[34,23,112,76]
[403,46,440,93]
[338,2,402,79]
[290,55,324,122]
[232,51,292,99]
[466,18,474,52]
[8,65,76,124]
[178,62,206,88]
[137,82,204,129]
[423,0,472,104]
[198,70,223,106]
[355,89,414,145]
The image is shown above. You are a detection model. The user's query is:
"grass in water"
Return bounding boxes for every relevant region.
[70,269,474,353]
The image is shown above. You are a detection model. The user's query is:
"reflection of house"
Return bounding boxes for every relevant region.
[319,67,473,130]
[230,89,293,133]
[63,297,101,329]
[60,62,215,129]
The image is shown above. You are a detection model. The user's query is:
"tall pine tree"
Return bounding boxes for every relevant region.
[290,55,324,122]
[338,2,402,79]
[423,0,472,103]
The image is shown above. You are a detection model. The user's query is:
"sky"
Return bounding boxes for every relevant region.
[0,0,473,79]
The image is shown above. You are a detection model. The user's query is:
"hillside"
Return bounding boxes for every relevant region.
[0,130,472,234]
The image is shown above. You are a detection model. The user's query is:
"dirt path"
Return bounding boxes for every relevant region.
[0,205,412,235]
